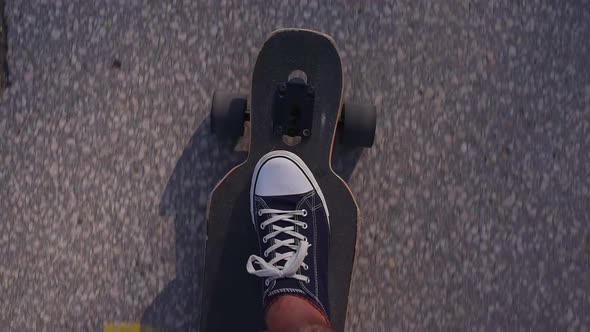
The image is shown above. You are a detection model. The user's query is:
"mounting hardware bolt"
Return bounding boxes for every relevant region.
[279,83,288,93]
[302,129,311,136]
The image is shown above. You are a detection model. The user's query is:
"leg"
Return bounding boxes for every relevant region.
[266,295,333,332]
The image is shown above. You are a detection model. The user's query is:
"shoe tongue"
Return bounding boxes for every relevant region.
[259,193,309,266]
[258,193,318,311]
[260,196,308,302]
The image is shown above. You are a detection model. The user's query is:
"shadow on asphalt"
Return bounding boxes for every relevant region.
[141,116,244,332]
[141,116,362,331]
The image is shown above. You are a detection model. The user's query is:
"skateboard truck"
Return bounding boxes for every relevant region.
[210,88,377,147]
[272,77,315,138]
[210,41,375,147]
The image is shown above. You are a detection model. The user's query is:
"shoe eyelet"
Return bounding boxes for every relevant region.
[302,223,308,229]
[303,236,307,242]
[258,210,263,216]
[260,224,265,230]
[264,251,269,257]
[262,237,267,243]
[305,277,310,284]
[265,280,270,286]
[302,209,308,217]
[303,264,309,270]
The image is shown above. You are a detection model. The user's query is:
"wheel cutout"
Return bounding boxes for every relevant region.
[288,70,307,83]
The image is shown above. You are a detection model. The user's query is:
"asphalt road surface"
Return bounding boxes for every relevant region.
[1,1,589,331]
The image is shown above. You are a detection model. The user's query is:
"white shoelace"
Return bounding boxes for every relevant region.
[246,208,311,286]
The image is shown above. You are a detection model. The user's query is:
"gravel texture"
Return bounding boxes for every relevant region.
[0,0,8,91]
[1,1,589,331]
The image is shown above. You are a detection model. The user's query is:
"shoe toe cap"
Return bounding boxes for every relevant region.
[255,157,313,196]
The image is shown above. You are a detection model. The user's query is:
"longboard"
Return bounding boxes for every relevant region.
[201,29,360,332]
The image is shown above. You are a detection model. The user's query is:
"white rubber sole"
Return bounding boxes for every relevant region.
[250,150,330,228]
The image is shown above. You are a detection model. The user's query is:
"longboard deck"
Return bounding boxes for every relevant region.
[201,29,359,332]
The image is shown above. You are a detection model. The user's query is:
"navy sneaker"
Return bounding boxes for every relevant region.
[246,150,331,320]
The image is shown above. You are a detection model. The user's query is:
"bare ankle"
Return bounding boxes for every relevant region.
[296,324,335,332]
[266,295,333,332]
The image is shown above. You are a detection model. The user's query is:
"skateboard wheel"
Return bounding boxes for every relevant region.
[210,91,247,140]
[340,102,376,147]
